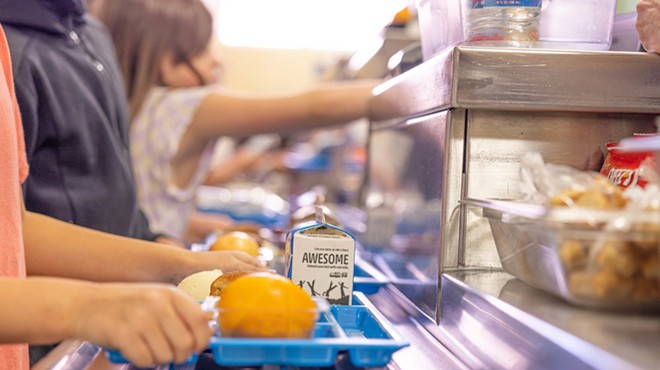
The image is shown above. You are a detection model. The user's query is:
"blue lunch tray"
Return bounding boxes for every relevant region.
[208,292,408,367]
[105,351,198,368]
[105,293,405,368]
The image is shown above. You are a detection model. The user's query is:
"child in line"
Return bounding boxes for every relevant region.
[1,25,264,369]
[91,0,381,241]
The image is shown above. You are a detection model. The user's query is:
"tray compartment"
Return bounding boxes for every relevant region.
[353,260,389,294]
[209,292,408,367]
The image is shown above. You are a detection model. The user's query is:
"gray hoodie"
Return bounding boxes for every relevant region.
[0,0,158,241]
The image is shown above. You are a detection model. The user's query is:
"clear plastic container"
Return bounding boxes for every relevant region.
[538,0,618,50]
[417,0,618,53]
[464,0,542,47]
[415,0,465,60]
[470,198,660,312]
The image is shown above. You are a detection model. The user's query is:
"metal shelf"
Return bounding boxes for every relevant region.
[369,46,660,123]
[440,271,660,370]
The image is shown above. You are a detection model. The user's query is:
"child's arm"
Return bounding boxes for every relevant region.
[21,196,265,285]
[0,277,211,367]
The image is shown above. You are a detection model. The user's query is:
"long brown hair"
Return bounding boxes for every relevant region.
[91,0,213,119]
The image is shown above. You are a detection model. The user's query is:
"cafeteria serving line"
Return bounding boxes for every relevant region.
[34,37,660,370]
[4,0,660,369]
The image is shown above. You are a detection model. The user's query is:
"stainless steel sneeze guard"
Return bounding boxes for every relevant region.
[452,48,660,113]
[365,46,660,369]
[369,46,660,122]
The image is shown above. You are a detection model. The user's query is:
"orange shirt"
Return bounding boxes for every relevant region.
[0,24,30,370]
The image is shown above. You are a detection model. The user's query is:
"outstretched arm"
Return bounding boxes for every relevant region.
[190,79,380,140]
[0,195,265,367]
[22,197,265,285]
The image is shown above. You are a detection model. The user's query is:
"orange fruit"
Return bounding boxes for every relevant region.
[216,272,317,338]
[210,231,260,257]
[392,7,412,26]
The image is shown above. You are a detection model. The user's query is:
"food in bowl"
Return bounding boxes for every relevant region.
[559,224,659,301]
[215,272,318,338]
[549,176,626,210]
[546,176,659,302]
[484,154,660,309]
[210,231,260,257]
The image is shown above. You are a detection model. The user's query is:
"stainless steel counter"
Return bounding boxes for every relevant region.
[441,271,660,370]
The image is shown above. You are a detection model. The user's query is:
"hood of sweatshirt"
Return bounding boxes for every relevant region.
[0,0,86,36]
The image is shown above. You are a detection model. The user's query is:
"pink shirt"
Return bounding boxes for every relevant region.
[0,24,31,370]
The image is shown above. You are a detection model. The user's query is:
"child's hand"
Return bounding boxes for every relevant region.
[198,250,268,273]
[74,283,212,368]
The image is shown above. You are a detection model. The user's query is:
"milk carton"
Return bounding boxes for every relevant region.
[285,205,355,305]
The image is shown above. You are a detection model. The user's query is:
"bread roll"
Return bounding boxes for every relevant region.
[210,271,252,297]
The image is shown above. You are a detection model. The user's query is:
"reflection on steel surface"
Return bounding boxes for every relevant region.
[362,111,446,318]
[31,340,100,370]
[498,278,660,370]
[440,273,640,370]
[371,254,438,317]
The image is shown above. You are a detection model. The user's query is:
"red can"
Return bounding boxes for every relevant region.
[600,135,656,189]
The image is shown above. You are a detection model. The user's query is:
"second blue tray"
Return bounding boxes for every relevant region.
[353,259,389,294]
[209,292,408,367]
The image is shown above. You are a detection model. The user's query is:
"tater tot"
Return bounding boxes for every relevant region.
[592,270,634,299]
[574,189,611,209]
[595,241,640,278]
[641,254,659,279]
[559,240,587,271]
[630,224,660,254]
[634,277,660,300]
[550,189,583,207]
[568,271,594,297]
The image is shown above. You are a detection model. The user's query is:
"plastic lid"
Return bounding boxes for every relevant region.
[618,135,660,152]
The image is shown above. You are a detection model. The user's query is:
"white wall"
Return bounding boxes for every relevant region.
[215,45,352,92]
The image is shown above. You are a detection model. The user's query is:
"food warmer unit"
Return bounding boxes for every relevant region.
[362,45,660,370]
